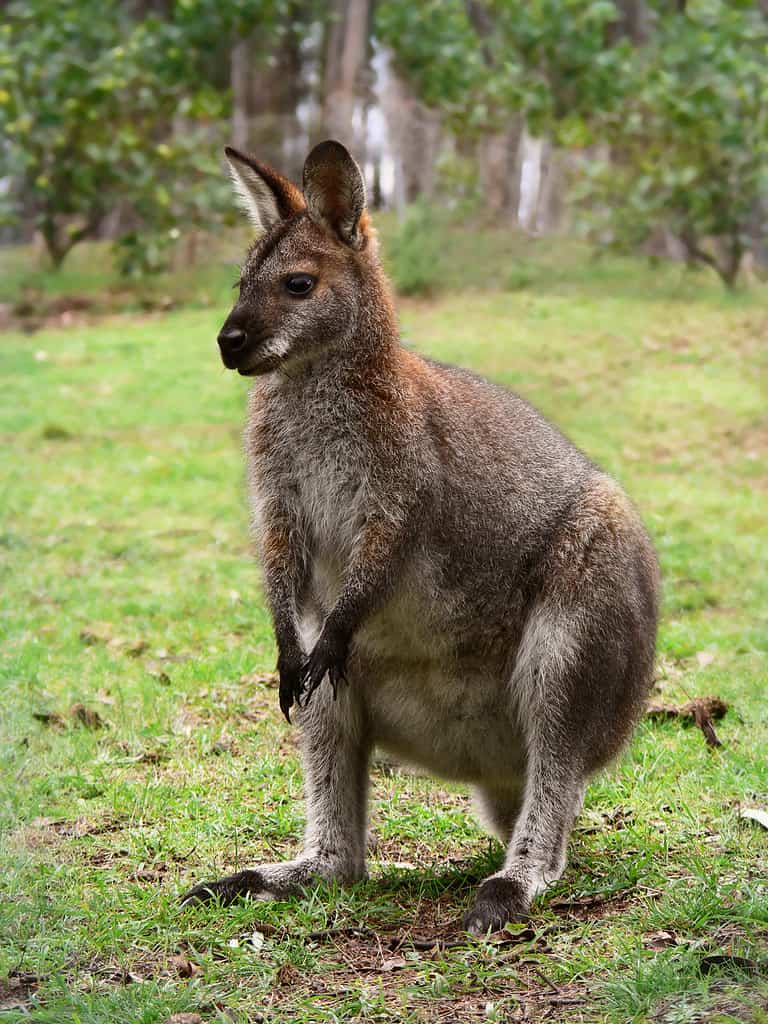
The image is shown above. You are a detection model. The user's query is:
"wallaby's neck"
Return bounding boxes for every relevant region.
[350,260,401,366]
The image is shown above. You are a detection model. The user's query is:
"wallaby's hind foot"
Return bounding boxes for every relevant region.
[464,877,529,935]
[181,868,272,906]
[181,855,366,907]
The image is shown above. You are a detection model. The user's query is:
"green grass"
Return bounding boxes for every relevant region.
[1,236,767,1023]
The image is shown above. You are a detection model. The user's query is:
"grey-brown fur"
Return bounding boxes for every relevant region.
[182,141,660,934]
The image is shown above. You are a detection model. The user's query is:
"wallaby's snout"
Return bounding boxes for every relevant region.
[217,305,273,376]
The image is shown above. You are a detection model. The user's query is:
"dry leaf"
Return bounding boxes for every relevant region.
[129,867,167,882]
[146,662,172,684]
[691,701,722,748]
[276,963,301,987]
[695,651,716,668]
[379,956,408,972]
[739,807,768,830]
[644,929,678,949]
[32,711,66,729]
[125,639,150,658]
[164,1016,203,1024]
[70,703,106,729]
[646,696,728,748]
[170,955,201,979]
[239,671,279,688]
[211,737,237,756]
[137,749,169,765]
[80,626,109,645]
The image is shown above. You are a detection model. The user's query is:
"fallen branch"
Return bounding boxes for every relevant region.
[646,696,728,748]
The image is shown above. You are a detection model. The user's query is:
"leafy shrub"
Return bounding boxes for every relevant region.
[386,204,447,296]
[504,261,536,291]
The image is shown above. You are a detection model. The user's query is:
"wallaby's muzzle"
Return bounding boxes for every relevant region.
[217,324,248,364]
[217,307,275,375]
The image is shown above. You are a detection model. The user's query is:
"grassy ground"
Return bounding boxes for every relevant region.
[1,235,767,1023]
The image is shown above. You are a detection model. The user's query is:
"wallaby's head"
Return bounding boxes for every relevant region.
[218,140,381,376]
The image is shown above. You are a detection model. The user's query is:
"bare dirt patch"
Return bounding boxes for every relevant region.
[259,924,592,1023]
[0,972,40,1013]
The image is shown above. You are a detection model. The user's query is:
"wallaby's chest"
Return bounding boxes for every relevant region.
[249,394,371,556]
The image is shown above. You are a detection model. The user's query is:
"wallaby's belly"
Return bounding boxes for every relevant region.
[361,655,527,784]
[304,551,529,784]
[355,586,526,784]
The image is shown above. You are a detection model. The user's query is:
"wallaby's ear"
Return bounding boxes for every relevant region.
[224,146,305,233]
[302,140,368,249]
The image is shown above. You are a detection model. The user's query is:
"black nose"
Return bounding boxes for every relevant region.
[217,325,247,355]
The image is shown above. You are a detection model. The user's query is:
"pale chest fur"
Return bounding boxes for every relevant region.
[246,380,376,563]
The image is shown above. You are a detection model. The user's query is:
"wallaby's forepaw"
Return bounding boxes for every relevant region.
[277,653,304,723]
[464,877,529,936]
[180,868,270,907]
[299,630,348,708]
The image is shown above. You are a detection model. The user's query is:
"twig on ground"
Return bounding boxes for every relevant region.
[646,696,728,748]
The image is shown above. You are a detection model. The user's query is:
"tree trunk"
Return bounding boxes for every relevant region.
[680,225,743,289]
[605,0,652,44]
[534,143,567,234]
[518,131,543,231]
[320,0,372,154]
[383,68,441,211]
[230,21,306,181]
[478,122,523,220]
[40,214,100,269]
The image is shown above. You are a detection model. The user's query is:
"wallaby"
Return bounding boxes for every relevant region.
[182,140,660,934]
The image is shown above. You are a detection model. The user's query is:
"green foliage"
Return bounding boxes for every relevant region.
[576,3,768,288]
[0,0,274,272]
[504,260,537,290]
[375,0,629,136]
[386,204,447,296]
[377,0,768,289]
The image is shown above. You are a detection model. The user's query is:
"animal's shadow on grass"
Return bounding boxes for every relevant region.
[178,847,506,937]
[373,846,504,901]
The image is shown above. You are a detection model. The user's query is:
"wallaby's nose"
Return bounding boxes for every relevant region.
[217,325,248,356]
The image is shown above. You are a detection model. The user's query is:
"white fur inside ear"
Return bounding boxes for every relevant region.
[226,157,281,233]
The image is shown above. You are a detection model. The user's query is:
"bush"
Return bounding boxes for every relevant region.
[386,204,447,296]
[504,261,536,291]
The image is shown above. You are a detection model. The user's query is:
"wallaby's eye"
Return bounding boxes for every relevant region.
[285,272,315,297]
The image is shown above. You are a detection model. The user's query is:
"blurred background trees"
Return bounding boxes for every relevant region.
[0,0,765,288]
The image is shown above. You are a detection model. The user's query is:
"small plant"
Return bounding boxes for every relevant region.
[504,260,536,291]
[387,203,446,296]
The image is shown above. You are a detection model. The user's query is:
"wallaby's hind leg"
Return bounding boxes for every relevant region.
[465,750,586,934]
[465,591,649,934]
[473,785,525,845]
[182,686,370,905]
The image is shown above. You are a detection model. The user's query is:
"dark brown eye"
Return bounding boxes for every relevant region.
[285,273,315,297]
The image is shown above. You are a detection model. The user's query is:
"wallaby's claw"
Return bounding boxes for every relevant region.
[299,655,326,705]
[277,656,304,724]
[298,632,348,710]
[279,680,294,723]
[329,664,347,700]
